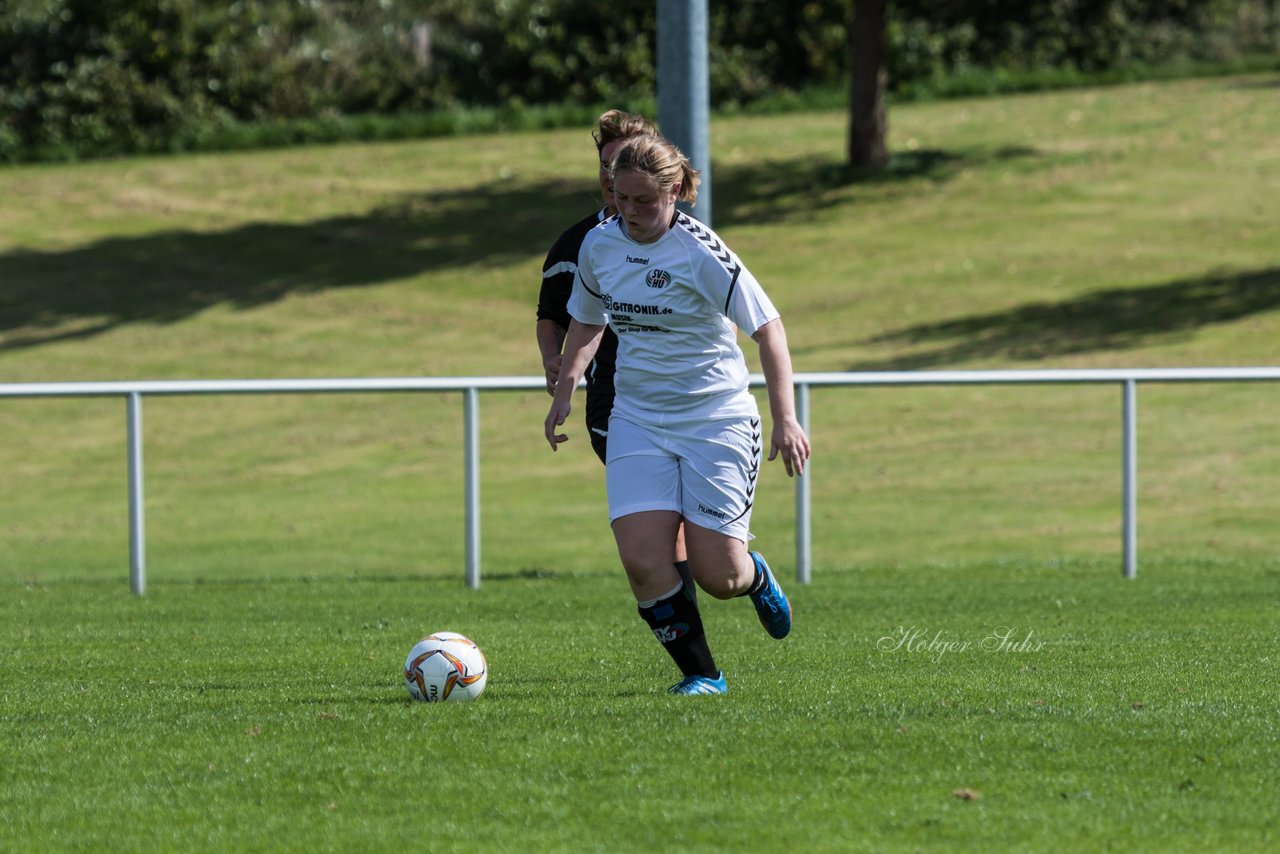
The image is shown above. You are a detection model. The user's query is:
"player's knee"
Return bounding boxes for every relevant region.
[699,577,738,600]
[685,543,755,599]
[692,570,747,600]
[616,545,666,582]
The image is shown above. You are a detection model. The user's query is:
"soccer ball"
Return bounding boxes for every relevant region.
[403,631,488,703]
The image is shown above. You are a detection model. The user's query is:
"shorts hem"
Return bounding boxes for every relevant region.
[609,501,683,522]
[681,513,754,543]
[606,448,668,460]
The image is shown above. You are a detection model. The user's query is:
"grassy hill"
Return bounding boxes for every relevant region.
[1,73,1278,581]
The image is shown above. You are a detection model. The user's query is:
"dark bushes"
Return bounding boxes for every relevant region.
[1,0,1275,162]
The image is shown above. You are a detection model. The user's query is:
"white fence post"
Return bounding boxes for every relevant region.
[126,392,146,596]
[795,381,812,584]
[1122,380,1138,579]
[463,387,481,589]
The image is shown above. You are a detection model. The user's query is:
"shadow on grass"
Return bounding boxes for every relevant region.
[1231,76,1280,90]
[714,145,1039,228]
[0,144,1036,351]
[0,177,598,350]
[483,568,569,581]
[848,267,1280,370]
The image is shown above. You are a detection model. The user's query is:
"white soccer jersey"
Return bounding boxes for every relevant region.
[568,212,779,424]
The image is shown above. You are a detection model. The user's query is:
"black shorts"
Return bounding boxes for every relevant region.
[585,383,614,465]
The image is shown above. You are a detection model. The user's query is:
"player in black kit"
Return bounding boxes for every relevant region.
[536,109,654,463]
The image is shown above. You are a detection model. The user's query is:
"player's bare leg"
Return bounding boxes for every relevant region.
[684,522,791,639]
[612,511,721,690]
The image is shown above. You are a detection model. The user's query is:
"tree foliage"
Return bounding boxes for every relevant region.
[1,0,1274,161]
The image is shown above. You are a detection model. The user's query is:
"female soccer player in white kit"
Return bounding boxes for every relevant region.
[537,110,703,683]
[544,133,810,695]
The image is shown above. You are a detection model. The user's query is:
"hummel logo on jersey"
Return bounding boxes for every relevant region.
[645,268,671,289]
[626,254,650,265]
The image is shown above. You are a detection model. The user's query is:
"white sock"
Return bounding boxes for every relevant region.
[636,579,684,609]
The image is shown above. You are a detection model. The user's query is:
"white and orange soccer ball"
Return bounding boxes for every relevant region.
[403,631,488,703]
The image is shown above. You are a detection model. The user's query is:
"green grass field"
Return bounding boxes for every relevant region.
[2,563,1276,850]
[2,75,1279,851]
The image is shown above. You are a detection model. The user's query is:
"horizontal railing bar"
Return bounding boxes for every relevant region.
[0,377,550,398]
[4,367,1280,400]
[789,367,1280,386]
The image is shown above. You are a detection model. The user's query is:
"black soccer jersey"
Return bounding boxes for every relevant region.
[538,207,619,395]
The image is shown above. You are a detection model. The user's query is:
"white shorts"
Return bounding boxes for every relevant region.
[605,413,763,542]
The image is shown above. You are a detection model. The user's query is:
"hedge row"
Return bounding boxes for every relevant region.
[1,0,1276,163]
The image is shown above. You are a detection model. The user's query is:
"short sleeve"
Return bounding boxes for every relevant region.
[718,259,779,336]
[567,236,608,326]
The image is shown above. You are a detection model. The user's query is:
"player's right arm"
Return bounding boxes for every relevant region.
[537,222,583,396]
[536,319,567,395]
[545,319,605,452]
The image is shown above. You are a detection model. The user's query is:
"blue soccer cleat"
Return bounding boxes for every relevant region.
[668,671,728,695]
[748,551,791,639]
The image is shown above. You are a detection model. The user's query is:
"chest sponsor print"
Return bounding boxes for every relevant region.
[602,294,673,317]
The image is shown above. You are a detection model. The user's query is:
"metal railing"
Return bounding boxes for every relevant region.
[4,367,1279,594]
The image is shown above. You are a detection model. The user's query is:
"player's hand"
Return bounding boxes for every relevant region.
[544,398,572,451]
[768,416,810,477]
[542,354,562,396]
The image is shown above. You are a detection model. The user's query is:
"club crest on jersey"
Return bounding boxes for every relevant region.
[645,268,671,289]
[653,623,688,643]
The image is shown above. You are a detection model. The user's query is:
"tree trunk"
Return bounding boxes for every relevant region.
[848,0,888,171]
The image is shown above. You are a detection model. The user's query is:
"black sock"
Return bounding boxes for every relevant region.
[674,560,696,605]
[740,559,766,598]
[637,581,718,679]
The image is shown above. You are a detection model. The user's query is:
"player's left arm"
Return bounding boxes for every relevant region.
[752,318,810,477]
